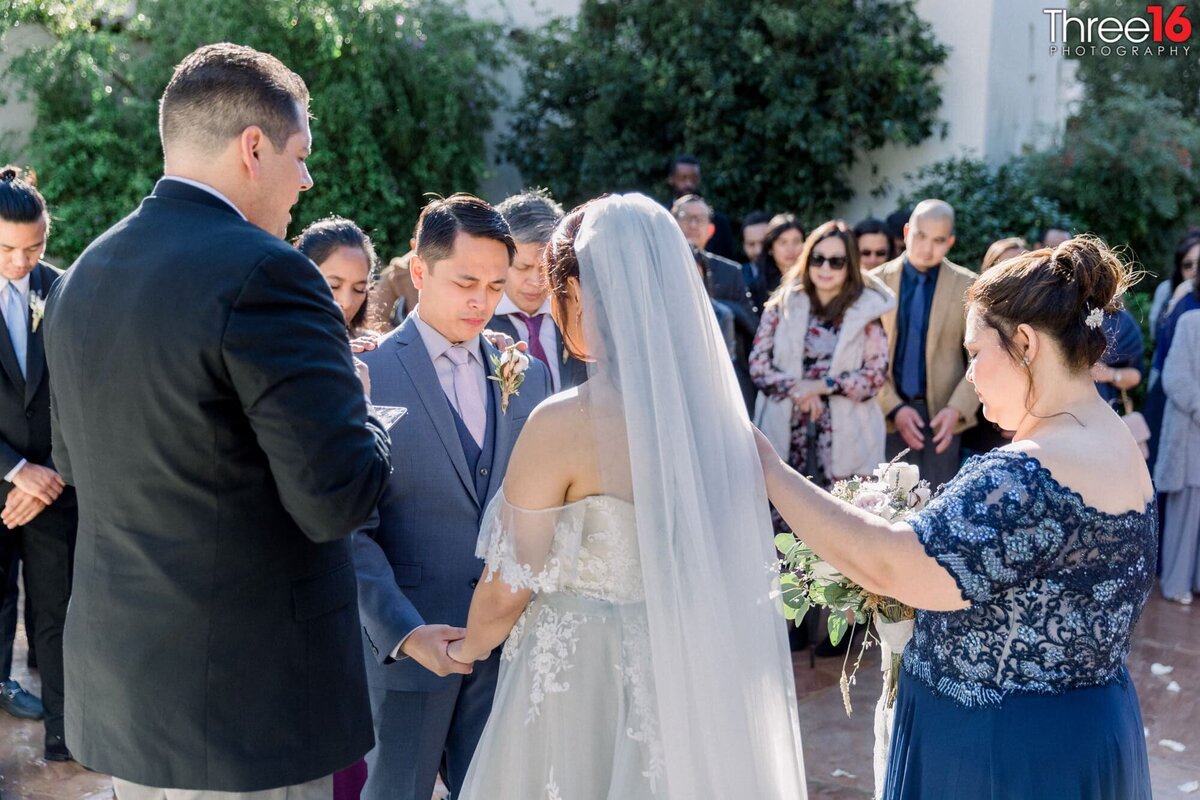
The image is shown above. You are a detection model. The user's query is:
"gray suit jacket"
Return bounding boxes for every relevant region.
[354,316,550,692]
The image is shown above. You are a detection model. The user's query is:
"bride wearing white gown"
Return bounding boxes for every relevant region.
[447,193,807,799]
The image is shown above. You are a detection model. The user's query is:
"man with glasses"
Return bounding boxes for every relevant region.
[853,217,895,271]
[872,199,978,489]
[672,194,758,410]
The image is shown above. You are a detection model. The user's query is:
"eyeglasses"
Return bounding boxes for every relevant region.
[675,214,710,226]
[809,255,847,270]
[860,249,889,259]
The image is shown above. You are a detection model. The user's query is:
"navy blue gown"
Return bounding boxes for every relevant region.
[885,450,1156,800]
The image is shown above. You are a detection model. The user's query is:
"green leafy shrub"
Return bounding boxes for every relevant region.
[2,0,503,264]
[505,0,948,222]
[1023,89,1200,277]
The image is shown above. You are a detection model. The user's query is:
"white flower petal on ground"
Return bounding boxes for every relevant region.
[1167,680,1182,693]
[1179,780,1200,793]
[1159,739,1187,752]
[1152,663,1175,676]
[831,769,857,779]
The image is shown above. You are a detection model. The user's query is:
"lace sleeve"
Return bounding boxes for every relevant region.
[906,453,1068,603]
[475,490,587,593]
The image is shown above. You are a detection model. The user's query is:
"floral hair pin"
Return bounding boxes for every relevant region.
[1084,306,1104,330]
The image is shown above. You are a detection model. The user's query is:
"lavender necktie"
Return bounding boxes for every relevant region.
[514,312,549,366]
[444,345,485,447]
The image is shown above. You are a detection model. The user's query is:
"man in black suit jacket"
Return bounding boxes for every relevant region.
[672,195,760,410]
[0,167,77,761]
[43,44,391,797]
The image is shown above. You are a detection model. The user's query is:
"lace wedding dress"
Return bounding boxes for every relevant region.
[459,491,662,799]
[458,194,806,799]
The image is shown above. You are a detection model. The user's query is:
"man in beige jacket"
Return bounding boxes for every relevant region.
[871,200,978,489]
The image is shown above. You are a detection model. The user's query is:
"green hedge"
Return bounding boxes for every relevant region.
[2,0,504,264]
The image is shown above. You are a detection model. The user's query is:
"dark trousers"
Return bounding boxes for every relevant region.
[0,546,18,679]
[362,652,499,800]
[0,498,77,738]
[886,399,962,491]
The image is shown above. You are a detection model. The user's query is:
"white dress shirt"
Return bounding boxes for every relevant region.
[494,295,561,391]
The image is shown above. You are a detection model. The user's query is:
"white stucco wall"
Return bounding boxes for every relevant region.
[836,0,1078,224]
[0,23,55,161]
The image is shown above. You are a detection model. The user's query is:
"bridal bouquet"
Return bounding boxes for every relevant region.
[776,455,930,798]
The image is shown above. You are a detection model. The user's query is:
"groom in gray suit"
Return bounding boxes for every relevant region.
[354,194,551,800]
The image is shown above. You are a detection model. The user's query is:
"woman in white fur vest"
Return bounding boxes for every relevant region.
[750,220,896,530]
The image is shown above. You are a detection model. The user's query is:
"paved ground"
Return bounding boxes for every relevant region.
[1,594,1196,799]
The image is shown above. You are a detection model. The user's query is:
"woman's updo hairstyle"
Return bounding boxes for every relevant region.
[0,165,49,228]
[967,234,1136,371]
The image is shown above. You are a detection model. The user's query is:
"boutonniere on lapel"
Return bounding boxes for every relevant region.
[29,292,46,333]
[488,343,529,414]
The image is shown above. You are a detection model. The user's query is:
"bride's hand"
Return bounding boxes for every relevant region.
[447,639,475,665]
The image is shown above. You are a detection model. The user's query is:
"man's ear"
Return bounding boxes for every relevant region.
[238,126,268,179]
[410,253,427,290]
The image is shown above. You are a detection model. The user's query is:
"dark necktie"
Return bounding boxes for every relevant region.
[515,312,549,366]
[899,272,930,400]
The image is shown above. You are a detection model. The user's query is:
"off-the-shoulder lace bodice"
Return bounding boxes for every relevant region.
[903,450,1156,708]
[477,492,643,603]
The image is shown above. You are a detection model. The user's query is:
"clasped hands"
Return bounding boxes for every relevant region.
[893,405,961,454]
[401,624,483,678]
[789,378,832,421]
[3,463,65,529]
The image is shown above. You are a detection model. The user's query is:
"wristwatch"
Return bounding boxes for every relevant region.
[823,375,837,394]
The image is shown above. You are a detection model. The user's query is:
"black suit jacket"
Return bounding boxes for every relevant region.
[44,179,392,791]
[0,262,73,501]
[486,312,588,391]
[701,251,759,409]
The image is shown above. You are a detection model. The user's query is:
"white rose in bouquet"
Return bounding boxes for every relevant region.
[852,489,895,520]
[873,462,920,493]
[909,485,932,510]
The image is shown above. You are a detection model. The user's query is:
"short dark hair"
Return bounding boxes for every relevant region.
[742,210,772,230]
[852,217,895,259]
[668,154,701,174]
[0,166,49,228]
[496,188,564,246]
[885,208,911,241]
[159,43,310,156]
[414,193,516,268]
[1171,232,1200,289]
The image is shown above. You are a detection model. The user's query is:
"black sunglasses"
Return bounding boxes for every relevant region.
[809,254,847,270]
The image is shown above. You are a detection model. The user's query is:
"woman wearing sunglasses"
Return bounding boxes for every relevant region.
[751,220,896,520]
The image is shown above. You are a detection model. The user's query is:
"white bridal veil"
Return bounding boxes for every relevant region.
[575,193,807,797]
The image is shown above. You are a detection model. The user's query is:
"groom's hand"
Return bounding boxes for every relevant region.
[402,624,473,677]
[11,463,65,506]
[2,487,47,529]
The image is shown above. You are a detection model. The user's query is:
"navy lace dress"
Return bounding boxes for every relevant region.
[886,450,1156,800]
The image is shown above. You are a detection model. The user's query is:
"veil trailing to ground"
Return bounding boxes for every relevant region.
[576,193,807,797]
